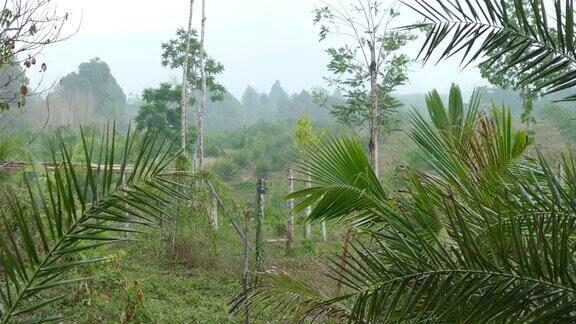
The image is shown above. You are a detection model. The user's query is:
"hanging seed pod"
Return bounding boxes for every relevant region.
[20,84,28,96]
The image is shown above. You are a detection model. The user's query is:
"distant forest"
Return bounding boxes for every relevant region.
[2,57,575,136]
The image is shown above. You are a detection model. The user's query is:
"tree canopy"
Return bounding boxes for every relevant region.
[161,29,226,103]
[135,82,197,147]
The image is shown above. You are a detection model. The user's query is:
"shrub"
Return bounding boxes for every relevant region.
[214,158,236,180]
[205,141,224,157]
[232,149,250,168]
[255,160,272,178]
[174,153,191,171]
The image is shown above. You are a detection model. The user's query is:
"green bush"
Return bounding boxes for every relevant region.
[174,153,191,171]
[400,147,432,171]
[255,159,272,178]
[232,149,250,168]
[204,141,225,157]
[214,158,236,180]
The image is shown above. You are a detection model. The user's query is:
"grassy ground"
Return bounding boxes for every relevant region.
[47,232,242,322]
[68,249,240,323]
[42,195,340,323]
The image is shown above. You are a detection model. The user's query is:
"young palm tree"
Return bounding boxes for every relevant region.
[0,125,185,322]
[231,84,576,322]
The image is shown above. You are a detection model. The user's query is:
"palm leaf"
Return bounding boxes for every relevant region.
[402,0,576,101]
[230,270,351,322]
[0,125,184,322]
[287,135,387,227]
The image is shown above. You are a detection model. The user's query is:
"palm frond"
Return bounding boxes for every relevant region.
[402,0,576,101]
[327,232,576,322]
[0,124,184,322]
[287,135,387,226]
[230,270,351,323]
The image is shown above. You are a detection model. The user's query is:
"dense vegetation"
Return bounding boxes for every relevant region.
[1,0,576,323]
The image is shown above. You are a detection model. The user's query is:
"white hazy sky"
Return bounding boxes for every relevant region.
[32,0,488,99]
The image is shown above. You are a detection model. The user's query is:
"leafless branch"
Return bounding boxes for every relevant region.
[27,89,51,144]
[0,0,79,105]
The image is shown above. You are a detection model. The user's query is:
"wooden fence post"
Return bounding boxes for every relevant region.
[206,180,245,240]
[558,163,564,181]
[334,226,352,297]
[211,195,218,230]
[255,178,266,271]
[287,169,294,250]
[242,207,251,324]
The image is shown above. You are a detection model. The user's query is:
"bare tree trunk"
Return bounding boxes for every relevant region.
[286,168,295,250]
[197,0,207,170]
[191,144,198,172]
[180,0,195,153]
[305,174,312,239]
[319,194,327,242]
[368,43,380,178]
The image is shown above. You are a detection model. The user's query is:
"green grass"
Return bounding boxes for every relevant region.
[40,196,339,323]
[48,235,241,323]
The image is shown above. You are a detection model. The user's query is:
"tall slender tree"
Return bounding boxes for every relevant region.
[313,0,416,178]
[180,0,195,153]
[161,28,225,155]
[197,0,208,169]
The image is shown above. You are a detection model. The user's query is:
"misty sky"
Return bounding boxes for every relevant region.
[32,0,488,99]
